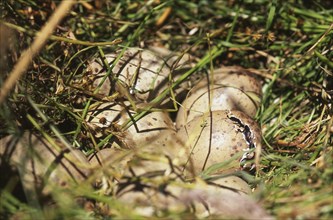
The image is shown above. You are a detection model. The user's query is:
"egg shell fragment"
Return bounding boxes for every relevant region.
[177,110,262,176]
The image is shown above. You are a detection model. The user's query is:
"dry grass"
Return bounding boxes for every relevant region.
[0,0,332,219]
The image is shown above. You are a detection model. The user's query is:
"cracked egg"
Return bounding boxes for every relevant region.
[177,110,262,176]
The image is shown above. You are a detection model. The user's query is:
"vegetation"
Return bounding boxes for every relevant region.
[0,0,332,219]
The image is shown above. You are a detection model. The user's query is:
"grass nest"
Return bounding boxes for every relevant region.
[0,0,332,219]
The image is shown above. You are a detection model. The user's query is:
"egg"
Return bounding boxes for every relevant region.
[87,48,171,102]
[86,47,195,107]
[148,45,196,70]
[89,149,188,216]
[86,102,181,155]
[115,173,185,217]
[87,142,267,219]
[176,85,259,128]
[114,170,270,219]
[176,67,262,128]
[191,66,262,96]
[179,180,272,219]
[177,110,262,176]
[0,132,90,196]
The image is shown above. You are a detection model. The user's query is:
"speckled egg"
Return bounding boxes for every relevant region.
[0,132,90,195]
[114,172,270,219]
[191,66,262,96]
[176,67,262,128]
[87,48,171,102]
[85,102,179,154]
[177,110,262,176]
[176,85,259,128]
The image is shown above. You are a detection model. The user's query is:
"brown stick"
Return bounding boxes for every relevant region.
[0,0,77,104]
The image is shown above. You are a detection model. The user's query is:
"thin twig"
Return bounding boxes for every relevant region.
[0,0,77,104]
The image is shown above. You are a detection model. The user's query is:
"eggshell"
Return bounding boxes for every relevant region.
[114,173,271,219]
[176,85,259,128]
[177,110,262,176]
[191,66,262,96]
[176,67,262,128]
[87,48,170,102]
[0,132,90,196]
[86,102,180,155]
[148,45,196,70]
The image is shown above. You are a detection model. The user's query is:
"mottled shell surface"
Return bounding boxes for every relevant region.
[0,132,90,195]
[88,48,171,102]
[176,67,262,128]
[176,85,259,128]
[85,102,178,153]
[177,110,262,176]
[115,175,271,219]
[193,66,262,96]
